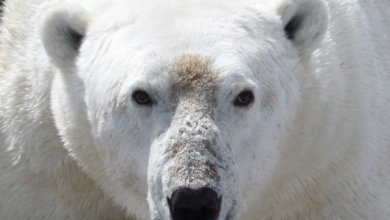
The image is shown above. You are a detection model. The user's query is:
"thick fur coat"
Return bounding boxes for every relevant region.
[1,0,390,219]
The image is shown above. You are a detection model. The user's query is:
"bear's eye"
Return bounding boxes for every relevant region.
[234,91,254,107]
[132,90,153,106]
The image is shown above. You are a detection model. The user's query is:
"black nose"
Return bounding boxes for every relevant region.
[167,187,222,220]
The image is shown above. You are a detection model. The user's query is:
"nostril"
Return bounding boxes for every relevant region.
[167,187,222,220]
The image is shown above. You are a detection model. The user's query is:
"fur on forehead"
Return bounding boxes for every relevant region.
[172,54,216,93]
[83,0,274,33]
[169,54,217,112]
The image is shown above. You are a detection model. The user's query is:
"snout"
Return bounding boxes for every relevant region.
[167,187,222,220]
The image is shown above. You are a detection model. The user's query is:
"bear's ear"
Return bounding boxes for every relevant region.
[39,4,89,72]
[277,0,329,52]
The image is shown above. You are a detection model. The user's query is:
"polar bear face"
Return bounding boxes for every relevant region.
[40,0,328,219]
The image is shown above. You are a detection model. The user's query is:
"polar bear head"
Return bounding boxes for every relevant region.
[39,0,328,219]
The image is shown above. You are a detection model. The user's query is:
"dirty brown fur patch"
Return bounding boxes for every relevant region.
[172,54,216,100]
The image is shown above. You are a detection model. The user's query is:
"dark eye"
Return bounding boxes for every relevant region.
[132,90,153,105]
[234,91,254,107]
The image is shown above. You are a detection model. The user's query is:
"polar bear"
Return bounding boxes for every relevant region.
[1,0,390,219]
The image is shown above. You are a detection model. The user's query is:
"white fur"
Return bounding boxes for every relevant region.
[1,0,390,219]
[276,0,329,52]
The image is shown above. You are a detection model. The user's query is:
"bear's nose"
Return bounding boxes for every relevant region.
[167,187,222,220]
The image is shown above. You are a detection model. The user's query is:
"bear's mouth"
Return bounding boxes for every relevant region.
[225,206,237,220]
